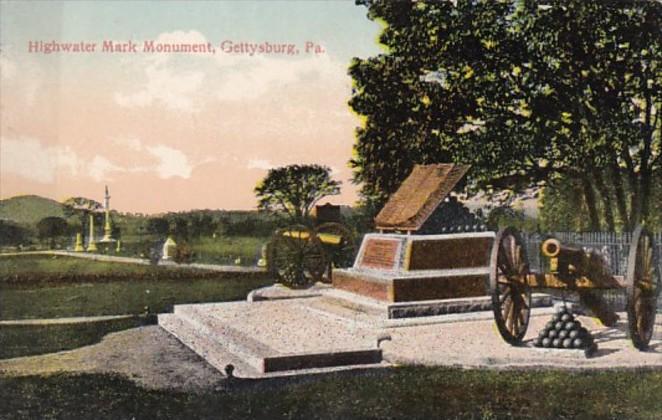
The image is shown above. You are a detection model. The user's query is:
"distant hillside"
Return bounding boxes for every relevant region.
[0,195,66,225]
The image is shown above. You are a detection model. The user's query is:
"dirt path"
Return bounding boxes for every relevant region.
[0,326,225,392]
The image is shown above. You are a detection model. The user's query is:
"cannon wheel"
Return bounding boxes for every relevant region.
[315,222,357,281]
[626,225,660,350]
[490,227,532,345]
[268,225,327,287]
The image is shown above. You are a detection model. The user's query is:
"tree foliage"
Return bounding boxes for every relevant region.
[36,216,69,248]
[0,221,30,247]
[62,197,103,232]
[146,217,170,236]
[350,0,661,230]
[254,164,341,222]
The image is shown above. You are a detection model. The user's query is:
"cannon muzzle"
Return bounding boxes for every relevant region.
[541,238,584,260]
[541,238,561,258]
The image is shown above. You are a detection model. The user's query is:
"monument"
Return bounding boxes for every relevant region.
[86,213,97,252]
[74,232,84,252]
[333,164,492,304]
[100,185,115,243]
[162,236,177,260]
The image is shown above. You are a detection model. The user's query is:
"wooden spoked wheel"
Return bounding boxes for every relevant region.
[490,227,532,345]
[315,222,357,281]
[626,225,660,350]
[268,225,327,288]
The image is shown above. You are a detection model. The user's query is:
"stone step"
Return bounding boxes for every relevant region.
[158,313,260,377]
[160,300,384,377]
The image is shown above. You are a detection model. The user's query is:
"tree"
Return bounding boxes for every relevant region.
[62,197,103,233]
[0,221,30,247]
[254,164,341,222]
[36,216,69,248]
[146,217,170,236]
[350,0,661,230]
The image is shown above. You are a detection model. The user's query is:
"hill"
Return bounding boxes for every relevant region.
[0,195,66,225]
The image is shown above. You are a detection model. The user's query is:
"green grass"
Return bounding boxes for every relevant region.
[0,275,272,320]
[0,255,273,321]
[188,236,268,265]
[0,254,164,276]
[1,367,661,419]
[0,317,151,359]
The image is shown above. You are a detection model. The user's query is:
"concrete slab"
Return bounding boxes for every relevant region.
[159,299,385,378]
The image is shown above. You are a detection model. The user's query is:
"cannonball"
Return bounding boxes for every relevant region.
[542,337,552,348]
[569,330,580,339]
[563,338,573,348]
[564,321,578,331]
[558,330,568,339]
[555,321,564,331]
[538,329,548,339]
[533,337,543,347]
[561,313,573,322]
[554,303,567,314]
[573,338,585,348]
[548,329,558,338]
[546,321,556,330]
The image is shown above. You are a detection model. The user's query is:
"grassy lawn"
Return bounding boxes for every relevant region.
[0,276,270,320]
[0,317,150,359]
[189,236,268,265]
[1,367,661,419]
[0,254,163,276]
[0,255,273,320]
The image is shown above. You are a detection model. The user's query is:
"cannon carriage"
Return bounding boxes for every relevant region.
[267,206,357,287]
[489,225,660,350]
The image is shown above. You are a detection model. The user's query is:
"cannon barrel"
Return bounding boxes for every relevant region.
[541,238,585,260]
[541,238,619,286]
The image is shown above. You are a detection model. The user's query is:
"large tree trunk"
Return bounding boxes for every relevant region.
[581,176,601,231]
[593,170,615,232]
[609,157,629,230]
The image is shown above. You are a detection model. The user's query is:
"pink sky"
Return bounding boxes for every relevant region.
[0,3,381,213]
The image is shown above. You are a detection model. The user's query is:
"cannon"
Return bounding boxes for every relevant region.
[489,226,660,350]
[267,207,357,287]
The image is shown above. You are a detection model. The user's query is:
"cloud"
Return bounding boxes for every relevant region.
[216,55,345,102]
[116,29,348,110]
[1,138,61,183]
[0,137,195,183]
[246,158,274,170]
[146,145,193,179]
[115,31,209,112]
[88,155,126,182]
[115,64,204,112]
[0,137,112,183]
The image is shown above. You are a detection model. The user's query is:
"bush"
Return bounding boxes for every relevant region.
[173,242,194,264]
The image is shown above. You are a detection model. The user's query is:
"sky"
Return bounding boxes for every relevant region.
[0,0,382,213]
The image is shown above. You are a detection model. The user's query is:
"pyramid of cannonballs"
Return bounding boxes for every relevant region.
[534,303,597,351]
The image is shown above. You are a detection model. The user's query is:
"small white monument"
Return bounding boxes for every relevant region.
[100,185,115,243]
[162,236,177,260]
[86,214,98,252]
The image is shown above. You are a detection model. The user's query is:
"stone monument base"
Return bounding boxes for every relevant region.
[332,267,488,302]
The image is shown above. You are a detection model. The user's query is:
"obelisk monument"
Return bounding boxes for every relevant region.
[101,185,114,242]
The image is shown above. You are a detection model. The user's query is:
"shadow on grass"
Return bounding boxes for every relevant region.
[1,367,661,420]
[0,316,155,359]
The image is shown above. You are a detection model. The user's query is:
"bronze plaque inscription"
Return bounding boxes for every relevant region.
[360,238,400,270]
